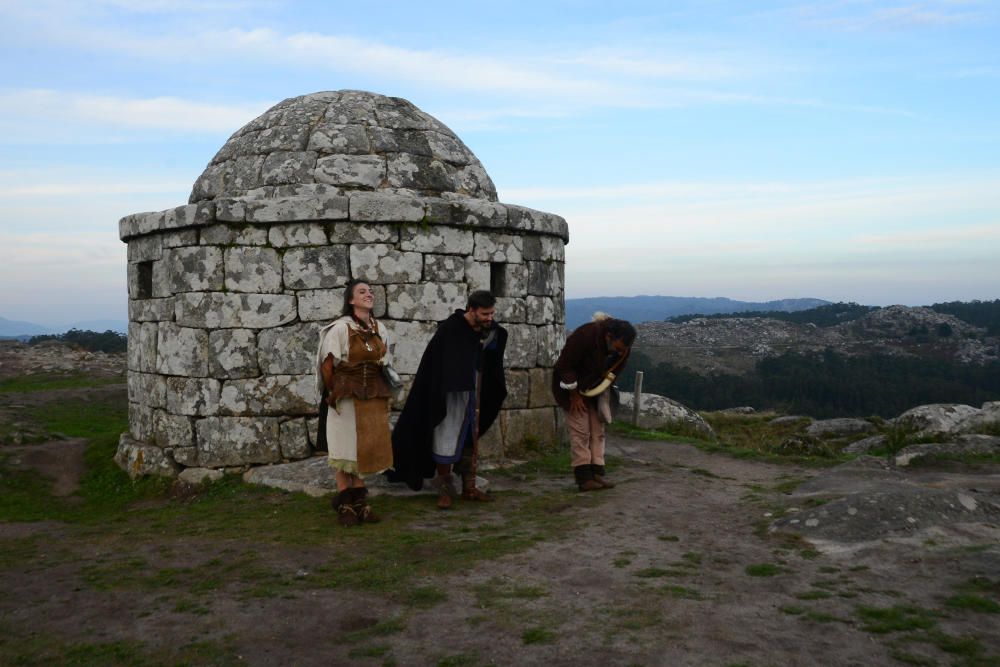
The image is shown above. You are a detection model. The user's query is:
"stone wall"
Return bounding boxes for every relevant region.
[119,191,568,476]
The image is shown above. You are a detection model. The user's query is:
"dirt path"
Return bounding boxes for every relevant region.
[2,433,998,666]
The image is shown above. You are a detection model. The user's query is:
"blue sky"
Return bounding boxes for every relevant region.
[1,0,998,326]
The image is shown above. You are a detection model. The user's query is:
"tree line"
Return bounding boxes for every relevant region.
[620,348,1000,418]
[29,329,127,354]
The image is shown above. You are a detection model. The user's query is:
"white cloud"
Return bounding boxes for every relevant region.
[0,89,271,135]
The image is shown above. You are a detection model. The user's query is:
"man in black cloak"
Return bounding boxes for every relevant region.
[389,290,507,508]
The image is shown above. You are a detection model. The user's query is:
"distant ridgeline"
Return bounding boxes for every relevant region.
[27,329,127,354]
[622,300,1000,419]
[565,295,829,329]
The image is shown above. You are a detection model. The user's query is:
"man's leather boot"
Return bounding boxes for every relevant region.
[432,474,456,509]
[574,465,602,492]
[592,464,615,489]
[461,474,493,501]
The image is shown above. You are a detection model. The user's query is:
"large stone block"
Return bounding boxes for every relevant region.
[307,123,371,154]
[381,320,437,375]
[115,434,180,479]
[219,375,318,416]
[156,323,209,377]
[426,130,474,165]
[200,223,267,245]
[128,371,167,409]
[165,247,224,293]
[127,323,141,371]
[349,192,425,222]
[225,247,283,293]
[258,322,323,375]
[507,205,569,241]
[526,296,557,325]
[522,235,566,262]
[536,324,565,367]
[424,254,465,283]
[386,283,467,322]
[474,232,523,263]
[505,370,529,409]
[496,263,528,298]
[370,127,432,156]
[399,225,474,254]
[245,194,349,223]
[151,410,195,449]
[261,151,317,187]
[268,223,327,247]
[527,261,563,296]
[283,246,350,290]
[315,154,385,188]
[175,293,297,329]
[297,289,340,322]
[137,322,159,373]
[127,235,162,262]
[350,244,422,284]
[529,367,556,408]
[495,297,526,324]
[503,407,560,453]
[444,198,507,228]
[129,298,175,323]
[386,154,452,191]
[166,377,221,416]
[162,202,215,231]
[505,324,538,369]
[129,402,153,441]
[326,222,397,244]
[208,329,259,379]
[151,259,172,298]
[196,417,282,467]
[464,258,490,291]
[280,419,312,460]
[162,229,199,248]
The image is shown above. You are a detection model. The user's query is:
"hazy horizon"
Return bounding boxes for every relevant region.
[2,2,998,326]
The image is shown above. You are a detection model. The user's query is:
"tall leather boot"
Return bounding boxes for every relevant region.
[458,448,492,501]
[574,465,602,492]
[333,488,360,527]
[352,487,380,523]
[592,464,615,489]
[431,471,457,509]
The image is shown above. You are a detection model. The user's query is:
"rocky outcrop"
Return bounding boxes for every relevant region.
[636,305,999,376]
[618,391,715,439]
[806,418,876,438]
[893,403,982,436]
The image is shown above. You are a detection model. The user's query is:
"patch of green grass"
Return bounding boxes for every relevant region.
[855,605,937,634]
[795,590,833,600]
[657,534,680,542]
[658,584,702,600]
[745,563,785,577]
[681,552,702,566]
[0,374,123,393]
[945,594,1000,614]
[634,567,672,578]
[613,558,631,568]
[521,627,556,645]
[405,586,448,608]
[437,654,477,667]
[348,644,391,658]
[780,605,805,615]
[340,617,408,644]
[957,576,1000,595]
[610,421,709,444]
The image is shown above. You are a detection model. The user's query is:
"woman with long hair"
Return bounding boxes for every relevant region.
[315,279,395,526]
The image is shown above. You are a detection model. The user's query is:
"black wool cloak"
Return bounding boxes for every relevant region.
[388,310,508,490]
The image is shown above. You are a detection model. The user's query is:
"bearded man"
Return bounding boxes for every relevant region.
[552,314,636,491]
[389,290,508,508]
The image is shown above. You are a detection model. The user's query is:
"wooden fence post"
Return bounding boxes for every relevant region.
[632,371,644,427]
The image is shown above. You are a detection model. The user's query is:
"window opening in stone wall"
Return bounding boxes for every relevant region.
[135,261,153,299]
[490,262,507,297]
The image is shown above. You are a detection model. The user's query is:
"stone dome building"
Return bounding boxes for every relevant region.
[117,91,568,477]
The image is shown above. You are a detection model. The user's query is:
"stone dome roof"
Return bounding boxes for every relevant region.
[190,91,497,204]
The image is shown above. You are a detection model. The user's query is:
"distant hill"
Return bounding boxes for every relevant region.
[0,316,128,338]
[0,316,53,337]
[565,295,830,329]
